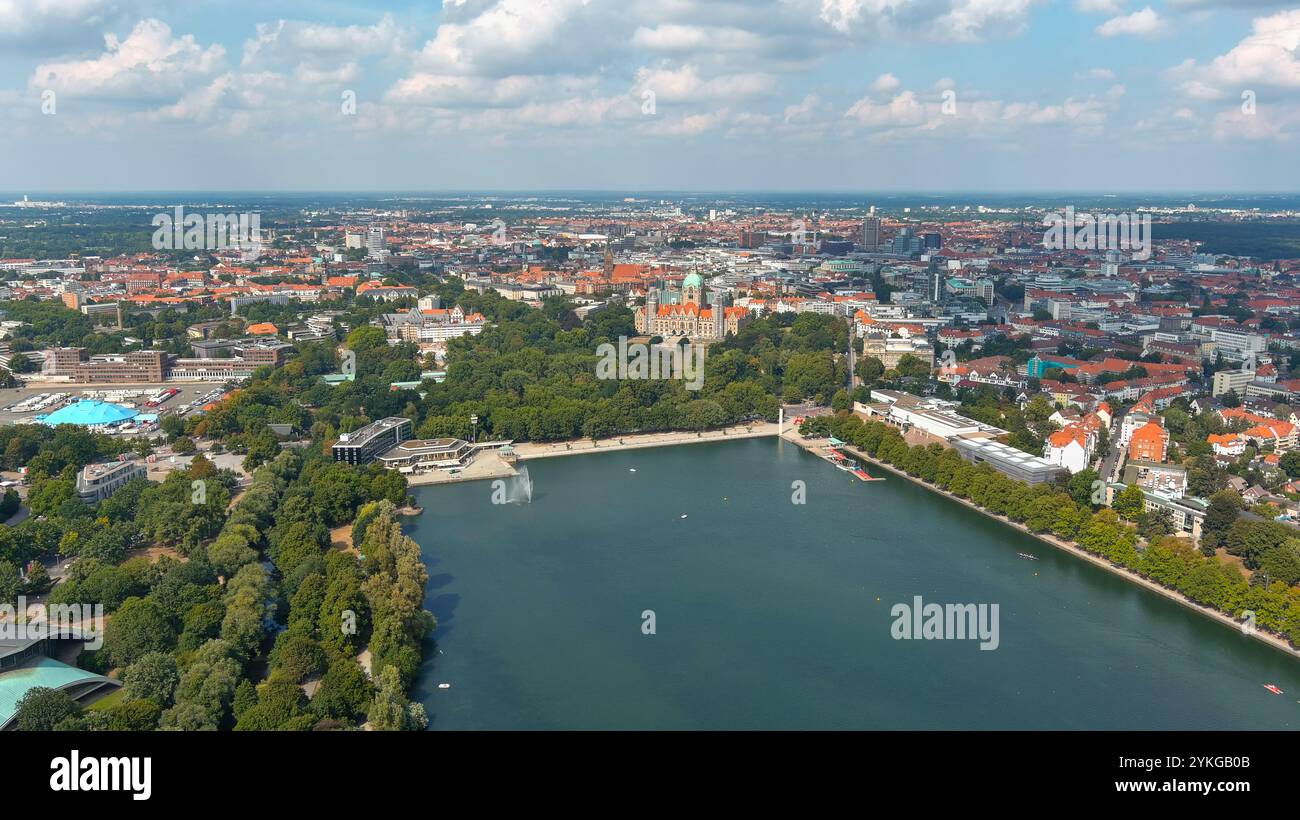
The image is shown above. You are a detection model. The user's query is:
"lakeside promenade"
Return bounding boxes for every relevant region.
[513,423,779,459]
[779,428,1300,661]
[403,422,780,486]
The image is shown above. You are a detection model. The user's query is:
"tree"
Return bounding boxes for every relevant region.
[1202,489,1245,551]
[311,656,373,722]
[1259,539,1300,586]
[1137,508,1175,541]
[121,652,180,706]
[1280,450,1300,479]
[1112,484,1146,521]
[108,699,162,731]
[367,665,428,731]
[161,639,242,730]
[172,436,197,455]
[242,429,280,472]
[207,532,258,578]
[894,354,931,380]
[1067,469,1101,508]
[161,414,185,440]
[13,687,81,731]
[0,560,19,603]
[105,597,177,668]
[233,676,309,731]
[854,356,885,385]
[269,633,326,683]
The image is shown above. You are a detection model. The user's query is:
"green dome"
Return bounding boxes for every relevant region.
[682,272,703,290]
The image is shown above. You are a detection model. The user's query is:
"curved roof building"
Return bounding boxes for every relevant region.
[39,399,139,427]
[0,656,120,730]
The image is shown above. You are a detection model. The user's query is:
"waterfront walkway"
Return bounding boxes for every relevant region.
[402,422,781,485]
[513,423,778,460]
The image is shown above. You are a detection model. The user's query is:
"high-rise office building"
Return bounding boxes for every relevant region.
[367,226,387,259]
[860,217,881,250]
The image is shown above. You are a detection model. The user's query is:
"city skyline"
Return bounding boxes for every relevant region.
[3,1,1300,192]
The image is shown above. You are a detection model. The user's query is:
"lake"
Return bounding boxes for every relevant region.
[408,438,1300,729]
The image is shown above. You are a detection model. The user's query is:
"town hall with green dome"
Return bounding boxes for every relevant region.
[634,272,752,342]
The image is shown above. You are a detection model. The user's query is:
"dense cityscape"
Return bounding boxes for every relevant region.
[6,0,1300,799]
[2,192,1300,736]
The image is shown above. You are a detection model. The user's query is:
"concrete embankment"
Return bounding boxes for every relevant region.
[401,423,780,486]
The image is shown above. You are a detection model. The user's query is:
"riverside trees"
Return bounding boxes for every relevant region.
[809,411,1300,646]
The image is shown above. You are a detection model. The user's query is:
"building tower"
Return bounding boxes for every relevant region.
[366,226,387,259]
[861,216,881,251]
[682,271,703,306]
[603,244,614,280]
[643,286,659,335]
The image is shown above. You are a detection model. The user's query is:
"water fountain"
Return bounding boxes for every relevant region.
[504,465,533,504]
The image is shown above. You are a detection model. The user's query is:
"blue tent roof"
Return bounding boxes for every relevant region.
[41,399,139,426]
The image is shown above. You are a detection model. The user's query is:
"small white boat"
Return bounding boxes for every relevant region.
[680,514,688,519]
[629,468,637,472]
[438,683,451,690]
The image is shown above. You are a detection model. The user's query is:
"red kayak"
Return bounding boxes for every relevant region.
[1264,684,1284,695]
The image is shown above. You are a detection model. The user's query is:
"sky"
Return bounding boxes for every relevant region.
[2,0,1300,193]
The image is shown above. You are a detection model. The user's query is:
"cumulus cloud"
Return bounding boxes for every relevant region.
[1169,9,1300,98]
[242,15,410,68]
[415,0,607,76]
[1075,0,1124,13]
[29,19,226,99]
[1096,7,1167,38]
[844,83,1113,137]
[871,73,900,92]
[0,0,125,45]
[632,64,775,103]
[630,24,765,53]
[783,93,825,123]
[818,0,1043,42]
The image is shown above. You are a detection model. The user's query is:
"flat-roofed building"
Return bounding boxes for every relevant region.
[1122,459,1188,498]
[376,437,475,472]
[1212,368,1254,397]
[951,436,1067,485]
[859,390,1001,440]
[332,417,412,465]
[76,460,148,503]
[168,358,261,380]
[43,347,86,376]
[1114,484,1207,543]
[72,351,168,383]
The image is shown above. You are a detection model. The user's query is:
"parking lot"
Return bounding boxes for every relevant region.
[0,382,229,426]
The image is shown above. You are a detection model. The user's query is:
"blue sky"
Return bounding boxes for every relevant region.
[2,0,1299,192]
